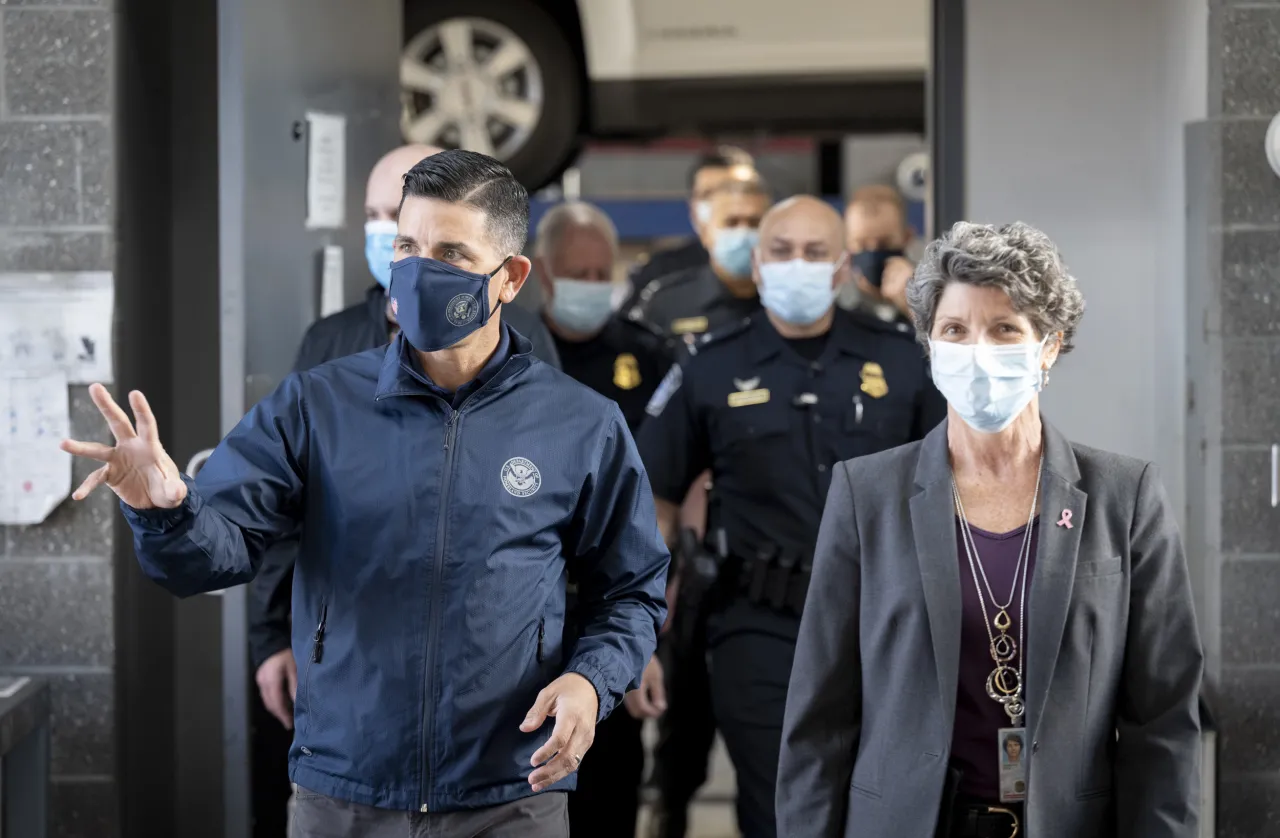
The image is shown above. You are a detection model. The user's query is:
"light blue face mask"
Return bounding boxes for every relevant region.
[757,258,838,325]
[364,220,398,289]
[929,334,1054,433]
[711,227,759,279]
[548,278,615,334]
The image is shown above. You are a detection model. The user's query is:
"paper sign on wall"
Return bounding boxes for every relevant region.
[0,272,114,383]
[305,111,347,230]
[0,371,71,525]
[320,245,345,317]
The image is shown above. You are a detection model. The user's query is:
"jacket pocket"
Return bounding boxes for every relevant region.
[1075,556,1123,578]
[455,621,537,699]
[298,600,328,738]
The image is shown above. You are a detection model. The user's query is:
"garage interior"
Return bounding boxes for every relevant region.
[1,0,1274,836]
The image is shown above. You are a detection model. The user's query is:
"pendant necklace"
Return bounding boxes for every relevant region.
[951,454,1043,726]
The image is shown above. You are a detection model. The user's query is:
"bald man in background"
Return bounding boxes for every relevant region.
[246,144,562,832]
[636,196,945,837]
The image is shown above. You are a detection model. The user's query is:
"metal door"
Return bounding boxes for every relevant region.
[189,2,400,835]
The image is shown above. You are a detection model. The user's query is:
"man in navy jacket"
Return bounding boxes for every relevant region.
[250,142,563,734]
[63,149,668,837]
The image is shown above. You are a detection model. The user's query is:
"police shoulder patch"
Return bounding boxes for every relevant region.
[645,364,683,417]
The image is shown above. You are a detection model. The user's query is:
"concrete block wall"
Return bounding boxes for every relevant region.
[0,1,118,835]
[1193,1,1280,835]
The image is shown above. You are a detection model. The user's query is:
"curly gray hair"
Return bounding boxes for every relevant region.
[906,221,1086,354]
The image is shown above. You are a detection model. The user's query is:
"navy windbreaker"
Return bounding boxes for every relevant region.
[122,326,669,812]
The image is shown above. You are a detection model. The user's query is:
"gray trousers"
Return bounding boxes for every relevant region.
[291,787,569,838]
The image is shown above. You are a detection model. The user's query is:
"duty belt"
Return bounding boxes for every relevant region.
[735,541,813,616]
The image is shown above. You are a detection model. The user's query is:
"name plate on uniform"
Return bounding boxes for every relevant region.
[727,388,770,407]
[671,316,709,335]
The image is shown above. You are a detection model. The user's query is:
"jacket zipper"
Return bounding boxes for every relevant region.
[420,409,460,813]
[300,600,327,739]
[536,617,546,664]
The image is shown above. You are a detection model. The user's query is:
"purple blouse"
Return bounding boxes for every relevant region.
[949,517,1040,801]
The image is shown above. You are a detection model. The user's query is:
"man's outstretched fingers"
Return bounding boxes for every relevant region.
[129,390,160,442]
[61,439,113,462]
[72,465,109,501]
[89,383,136,442]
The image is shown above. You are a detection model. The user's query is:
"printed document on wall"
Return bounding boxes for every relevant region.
[305,111,347,229]
[0,371,71,525]
[0,272,114,383]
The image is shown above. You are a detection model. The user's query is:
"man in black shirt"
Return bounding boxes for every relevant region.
[530,200,669,837]
[628,175,770,353]
[637,196,946,838]
[625,146,756,300]
[629,172,771,838]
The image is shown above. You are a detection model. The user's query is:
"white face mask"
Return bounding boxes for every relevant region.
[547,278,615,334]
[757,258,838,325]
[929,335,1053,433]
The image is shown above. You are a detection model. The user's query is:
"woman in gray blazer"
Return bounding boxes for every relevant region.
[777,221,1202,838]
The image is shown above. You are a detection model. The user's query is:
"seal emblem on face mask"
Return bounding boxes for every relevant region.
[501,457,542,498]
[446,293,480,327]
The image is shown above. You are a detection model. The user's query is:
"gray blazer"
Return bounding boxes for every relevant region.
[777,419,1202,838]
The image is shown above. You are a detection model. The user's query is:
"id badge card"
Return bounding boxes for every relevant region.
[997,727,1028,802]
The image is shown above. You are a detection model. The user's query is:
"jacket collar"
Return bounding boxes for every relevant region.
[374,322,533,403]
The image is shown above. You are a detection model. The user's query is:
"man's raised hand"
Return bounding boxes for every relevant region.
[60,383,187,510]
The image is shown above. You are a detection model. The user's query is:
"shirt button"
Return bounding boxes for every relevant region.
[813,415,822,424]
[817,464,828,472]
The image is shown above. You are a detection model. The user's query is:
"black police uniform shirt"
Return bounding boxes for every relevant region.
[624,237,708,297]
[549,317,667,434]
[637,308,947,568]
[626,263,761,353]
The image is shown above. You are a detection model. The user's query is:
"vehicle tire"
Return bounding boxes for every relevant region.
[402,0,584,191]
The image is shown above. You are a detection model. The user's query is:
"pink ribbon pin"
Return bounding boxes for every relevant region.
[1056,509,1074,529]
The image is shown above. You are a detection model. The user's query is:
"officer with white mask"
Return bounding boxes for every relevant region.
[531,200,669,838]
[636,195,946,838]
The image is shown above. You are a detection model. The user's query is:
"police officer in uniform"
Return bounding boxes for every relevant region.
[630,175,771,838]
[625,146,756,301]
[530,200,670,837]
[636,196,946,838]
[628,174,770,355]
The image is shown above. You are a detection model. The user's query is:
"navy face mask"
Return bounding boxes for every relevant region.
[852,248,905,288]
[388,255,511,352]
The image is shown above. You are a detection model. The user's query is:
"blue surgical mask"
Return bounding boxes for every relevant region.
[711,227,759,278]
[757,258,838,325]
[929,335,1053,433]
[548,278,615,334]
[388,256,510,352]
[364,220,398,289]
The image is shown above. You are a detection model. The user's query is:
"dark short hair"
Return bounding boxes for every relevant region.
[686,145,754,189]
[400,149,529,257]
[1005,734,1024,750]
